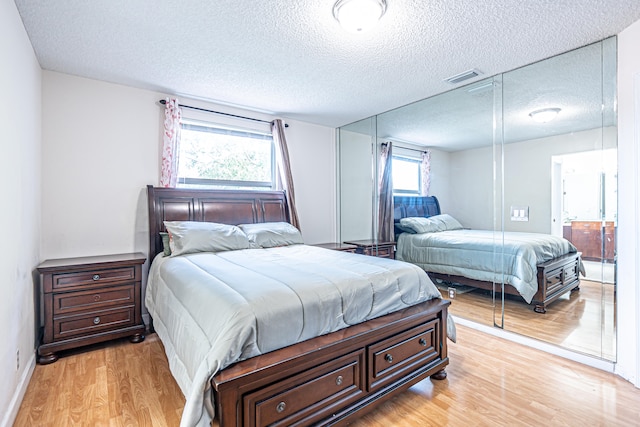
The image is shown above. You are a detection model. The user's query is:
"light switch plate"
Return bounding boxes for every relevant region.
[510,205,529,222]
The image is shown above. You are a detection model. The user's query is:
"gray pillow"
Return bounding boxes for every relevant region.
[429,214,464,231]
[163,221,250,256]
[399,217,443,234]
[239,222,304,248]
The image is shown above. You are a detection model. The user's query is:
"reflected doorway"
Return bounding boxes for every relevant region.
[552,149,617,284]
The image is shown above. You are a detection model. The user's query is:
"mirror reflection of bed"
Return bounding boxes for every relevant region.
[392,194,615,360]
[338,38,617,361]
[393,196,583,313]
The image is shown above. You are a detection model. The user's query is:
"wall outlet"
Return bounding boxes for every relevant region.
[448,287,456,299]
[16,349,19,371]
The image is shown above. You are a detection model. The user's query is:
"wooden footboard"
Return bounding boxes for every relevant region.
[211,299,450,427]
[532,252,581,313]
[429,252,581,313]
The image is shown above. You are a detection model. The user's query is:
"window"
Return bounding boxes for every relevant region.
[177,120,275,190]
[392,156,421,195]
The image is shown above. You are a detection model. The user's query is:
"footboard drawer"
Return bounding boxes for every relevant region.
[244,350,366,426]
[212,299,450,427]
[368,319,440,392]
[545,267,564,294]
[563,263,579,285]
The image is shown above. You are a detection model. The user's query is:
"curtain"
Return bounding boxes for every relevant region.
[271,119,301,230]
[421,149,431,196]
[160,98,182,188]
[377,142,394,242]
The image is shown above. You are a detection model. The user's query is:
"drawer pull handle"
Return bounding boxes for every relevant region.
[384,354,393,363]
[276,401,286,413]
[93,295,101,302]
[92,274,100,281]
[335,375,343,386]
[93,317,101,325]
[419,338,427,346]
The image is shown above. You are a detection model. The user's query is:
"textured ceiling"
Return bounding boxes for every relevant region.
[14,0,640,130]
[373,39,617,151]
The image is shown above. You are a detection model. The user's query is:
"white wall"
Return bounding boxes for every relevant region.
[0,1,42,425]
[41,72,161,260]
[616,19,640,387]
[424,148,451,212]
[447,145,494,229]
[282,120,336,244]
[502,127,616,233]
[440,127,617,233]
[41,71,337,324]
[338,129,374,241]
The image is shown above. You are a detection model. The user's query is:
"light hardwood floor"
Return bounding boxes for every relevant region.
[15,324,640,426]
[441,279,616,360]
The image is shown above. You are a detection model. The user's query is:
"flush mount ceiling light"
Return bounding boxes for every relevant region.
[529,107,561,123]
[333,0,387,33]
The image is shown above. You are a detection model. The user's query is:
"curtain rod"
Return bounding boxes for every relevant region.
[383,142,427,154]
[159,99,288,127]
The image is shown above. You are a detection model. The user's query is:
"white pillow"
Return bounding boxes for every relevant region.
[399,217,443,234]
[429,214,464,231]
[164,221,250,256]
[239,222,304,248]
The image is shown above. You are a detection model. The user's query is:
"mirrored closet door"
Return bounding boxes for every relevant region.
[337,37,617,361]
[496,38,617,359]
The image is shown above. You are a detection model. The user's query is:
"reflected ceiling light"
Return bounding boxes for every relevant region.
[333,0,387,33]
[529,107,561,123]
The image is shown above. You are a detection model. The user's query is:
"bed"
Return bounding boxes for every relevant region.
[394,196,583,313]
[146,185,453,427]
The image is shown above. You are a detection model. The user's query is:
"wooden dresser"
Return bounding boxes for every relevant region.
[564,221,616,262]
[343,240,396,259]
[37,253,146,364]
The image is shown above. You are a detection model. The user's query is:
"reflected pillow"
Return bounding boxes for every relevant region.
[399,217,443,234]
[163,221,250,256]
[395,223,417,234]
[429,214,464,231]
[239,222,304,248]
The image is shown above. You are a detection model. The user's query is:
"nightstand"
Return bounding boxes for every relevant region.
[342,240,396,259]
[311,242,359,253]
[37,253,146,364]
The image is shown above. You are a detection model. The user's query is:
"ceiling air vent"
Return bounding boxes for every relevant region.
[444,69,483,84]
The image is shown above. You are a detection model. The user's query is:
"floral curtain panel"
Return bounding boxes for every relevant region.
[271,119,301,230]
[421,149,431,196]
[160,98,182,188]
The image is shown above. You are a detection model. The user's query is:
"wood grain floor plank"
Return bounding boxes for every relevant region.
[15,325,640,427]
[443,279,616,359]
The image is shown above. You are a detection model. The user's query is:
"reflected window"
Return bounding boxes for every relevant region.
[392,156,421,195]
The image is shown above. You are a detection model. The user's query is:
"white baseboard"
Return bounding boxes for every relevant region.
[1,351,36,427]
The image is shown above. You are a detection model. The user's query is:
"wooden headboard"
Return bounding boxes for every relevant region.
[393,195,441,223]
[147,185,290,261]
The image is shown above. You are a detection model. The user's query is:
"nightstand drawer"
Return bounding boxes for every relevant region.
[53,306,136,340]
[53,285,135,315]
[52,266,137,290]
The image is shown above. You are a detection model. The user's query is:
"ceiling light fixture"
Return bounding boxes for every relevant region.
[529,107,561,123]
[333,0,387,33]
